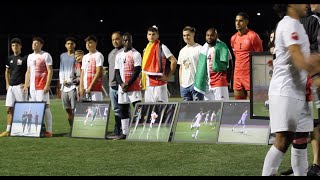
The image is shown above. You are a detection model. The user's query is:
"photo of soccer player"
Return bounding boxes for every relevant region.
[127,103,178,142]
[218,100,270,145]
[10,102,46,137]
[172,101,222,143]
[71,101,110,139]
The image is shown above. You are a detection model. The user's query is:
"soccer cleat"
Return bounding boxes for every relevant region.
[0,131,10,137]
[280,167,293,176]
[307,164,320,176]
[44,131,53,138]
[113,134,127,140]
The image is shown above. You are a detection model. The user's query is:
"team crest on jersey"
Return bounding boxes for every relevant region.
[17,59,22,65]
[291,32,299,40]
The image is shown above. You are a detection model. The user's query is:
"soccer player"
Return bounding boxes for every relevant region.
[22,111,28,133]
[232,108,248,134]
[73,50,84,101]
[203,110,211,125]
[149,111,158,129]
[23,37,53,138]
[34,112,39,133]
[79,35,104,101]
[59,37,77,128]
[210,110,216,128]
[262,4,320,176]
[26,111,33,134]
[195,28,232,100]
[0,38,27,137]
[114,32,142,140]
[89,106,99,126]
[230,12,263,100]
[102,107,108,120]
[178,26,203,101]
[190,110,206,139]
[84,106,93,125]
[142,25,177,102]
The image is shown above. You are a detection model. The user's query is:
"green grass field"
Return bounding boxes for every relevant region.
[173,122,218,143]
[0,98,314,176]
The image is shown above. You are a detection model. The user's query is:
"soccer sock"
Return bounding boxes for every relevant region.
[6,125,11,132]
[45,108,53,132]
[262,145,284,176]
[121,118,130,135]
[291,146,308,176]
[195,130,199,137]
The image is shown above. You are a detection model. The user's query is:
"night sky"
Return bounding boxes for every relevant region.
[0,1,280,95]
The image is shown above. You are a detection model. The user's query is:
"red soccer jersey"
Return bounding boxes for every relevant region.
[231,29,263,78]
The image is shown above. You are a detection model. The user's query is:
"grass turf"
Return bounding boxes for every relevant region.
[0,98,312,176]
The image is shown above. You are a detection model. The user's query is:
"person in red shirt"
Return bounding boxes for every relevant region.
[230,12,263,100]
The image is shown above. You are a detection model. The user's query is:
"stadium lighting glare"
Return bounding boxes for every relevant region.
[257,13,261,16]
[100,19,104,23]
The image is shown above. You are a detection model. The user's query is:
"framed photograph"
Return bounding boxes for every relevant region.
[172,101,222,143]
[217,100,270,145]
[10,102,46,137]
[250,52,319,120]
[127,102,178,142]
[250,52,274,120]
[71,101,110,139]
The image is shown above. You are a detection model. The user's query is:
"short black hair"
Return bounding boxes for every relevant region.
[84,35,98,43]
[65,37,76,43]
[237,12,249,20]
[10,38,22,45]
[123,32,132,37]
[147,25,159,34]
[32,37,44,44]
[273,4,288,18]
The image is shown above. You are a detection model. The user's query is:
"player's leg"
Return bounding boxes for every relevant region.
[233,77,247,100]
[291,132,309,176]
[1,86,14,137]
[37,90,52,138]
[115,103,130,140]
[180,85,193,101]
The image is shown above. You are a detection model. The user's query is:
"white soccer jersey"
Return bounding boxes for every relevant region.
[195,113,204,124]
[177,43,202,88]
[81,51,104,90]
[27,51,53,91]
[269,16,310,101]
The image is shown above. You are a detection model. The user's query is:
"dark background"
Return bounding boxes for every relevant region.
[0,1,280,95]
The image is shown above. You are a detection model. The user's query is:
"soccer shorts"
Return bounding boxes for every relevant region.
[29,90,50,105]
[233,76,250,91]
[145,84,169,102]
[269,95,313,133]
[62,89,77,109]
[89,91,103,101]
[6,85,28,107]
[204,86,229,100]
[118,91,142,104]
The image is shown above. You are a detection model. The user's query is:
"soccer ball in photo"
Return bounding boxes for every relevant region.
[264,100,269,110]
[192,134,195,138]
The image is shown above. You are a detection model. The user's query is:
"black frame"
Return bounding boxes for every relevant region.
[71,101,111,139]
[10,101,46,138]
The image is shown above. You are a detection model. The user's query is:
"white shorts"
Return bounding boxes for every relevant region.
[89,91,103,101]
[145,84,169,102]
[118,91,142,104]
[6,85,28,107]
[192,122,200,128]
[269,95,313,133]
[29,90,50,105]
[204,86,229,100]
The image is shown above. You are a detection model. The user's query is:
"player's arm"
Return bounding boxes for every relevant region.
[5,67,10,90]
[252,34,263,52]
[23,66,30,93]
[160,55,177,82]
[44,65,53,93]
[289,45,320,75]
[127,53,142,87]
[87,66,102,93]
